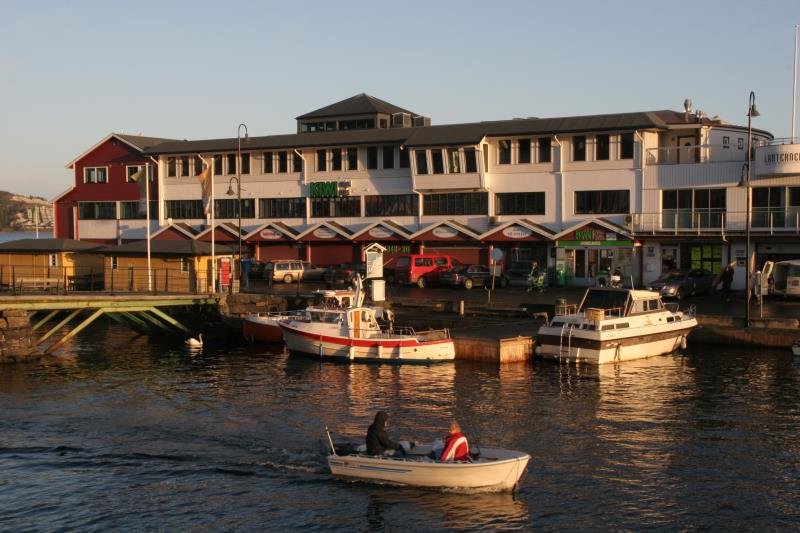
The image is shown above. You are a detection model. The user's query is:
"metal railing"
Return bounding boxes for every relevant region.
[632,209,800,235]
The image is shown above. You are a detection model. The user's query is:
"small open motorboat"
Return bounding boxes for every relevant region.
[792,340,800,356]
[325,431,530,492]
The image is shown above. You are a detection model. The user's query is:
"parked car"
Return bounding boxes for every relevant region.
[646,268,716,300]
[393,254,461,288]
[505,260,536,286]
[324,263,366,285]
[300,261,328,282]
[439,264,508,289]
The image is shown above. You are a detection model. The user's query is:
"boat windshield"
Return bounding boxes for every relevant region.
[578,289,629,314]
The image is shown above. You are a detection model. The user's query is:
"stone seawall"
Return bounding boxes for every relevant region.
[0,309,37,363]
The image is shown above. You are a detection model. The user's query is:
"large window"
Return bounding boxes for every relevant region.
[448,148,460,173]
[518,139,531,164]
[83,167,108,184]
[278,151,288,173]
[311,196,361,217]
[574,190,629,214]
[596,134,610,161]
[662,188,725,228]
[572,136,586,161]
[292,152,303,173]
[365,194,418,217]
[415,150,428,174]
[753,186,786,227]
[620,132,634,159]
[366,146,378,169]
[78,201,115,219]
[214,155,223,175]
[347,147,358,170]
[382,146,394,169]
[331,149,342,171]
[538,137,551,163]
[423,192,488,216]
[399,148,410,168]
[264,152,274,173]
[259,197,306,218]
[498,140,511,164]
[496,192,545,215]
[167,157,177,177]
[316,149,326,172]
[241,153,250,174]
[180,156,190,177]
[464,147,478,173]
[431,149,444,174]
[120,200,158,219]
[166,199,204,219]
[215,198,255,218]
[226,154,236,175]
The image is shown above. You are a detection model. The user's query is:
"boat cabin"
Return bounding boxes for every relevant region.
[577,288,666,319]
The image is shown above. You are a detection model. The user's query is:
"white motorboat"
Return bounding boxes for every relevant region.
[279,277,455,363]
[326,434,530,492]
[792,340,800,356]
[243,289,356,343]
[535,287,697,364]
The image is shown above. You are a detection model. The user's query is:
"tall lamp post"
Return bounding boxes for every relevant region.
[228,123,248,289]
[745,91,759,327]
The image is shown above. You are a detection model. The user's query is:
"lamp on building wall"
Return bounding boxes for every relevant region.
[745,91,759,327]
[227,123,248,287]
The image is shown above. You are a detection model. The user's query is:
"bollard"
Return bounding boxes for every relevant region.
[459,300,465,317]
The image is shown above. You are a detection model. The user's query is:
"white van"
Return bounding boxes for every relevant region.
[760,259,800,298]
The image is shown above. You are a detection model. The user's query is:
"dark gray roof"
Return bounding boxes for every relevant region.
[102,240,234,256]
[143,109,714,155]
[296,93,416,120]
[116,133,178,151]
[0,238,104,253]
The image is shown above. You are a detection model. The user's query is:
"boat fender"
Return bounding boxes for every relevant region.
[680,335,687,350]
[534,345,542,356]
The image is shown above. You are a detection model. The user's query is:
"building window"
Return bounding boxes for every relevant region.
[399,148,410,168]
[316,149,326,172]
[180,156,190,177]
[126,165,143,182]
[431,149,445,174]
[83,167,108,184]
[596,134,610,161]
[49,253,57,267]
[340,118,375,130]
[518,139,531,164]
[78,201,116,219]
[347,147,358,170]
[498,140,511,164]
[214,155,223,175]
[464,147,478,173]
[120,200,157,219]
[365,194,418,217]
[331,149,342,171]
[572,136,586,161]
[263,152,273,174]
[722,136,730,149]
[227,153,236,175]
[415,150,428,174]
[214,198,255,218]
[661,188,726,228]
[366,146,378,169]
[382,146,394,169]
[110,256,118,270]
[167,157,177,177]
[620,133,634,159]
[310,196,361,217]
[166,199,204,219]
[259,197,306,218]
[448,148,460,173]
[194,156,204,175]
[496,192,545,215]
[538,137,551,163]
[292,152,303,173]
[278,151,288,173]
[241,153,250,174]
[574,190,629,214]
[423,192,488,216]
[180,257,190,273]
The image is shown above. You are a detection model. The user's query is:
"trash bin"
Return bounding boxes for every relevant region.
[556,268,566,286]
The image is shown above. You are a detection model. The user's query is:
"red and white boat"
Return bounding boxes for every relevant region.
[278,277,455,363]
[243,289,357,343]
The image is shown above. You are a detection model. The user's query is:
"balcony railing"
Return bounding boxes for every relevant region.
[632,208,800,235]
[645,143,749,166]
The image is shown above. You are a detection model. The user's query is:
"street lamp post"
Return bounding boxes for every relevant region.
[745,91,759,327]
[229,123,248,290]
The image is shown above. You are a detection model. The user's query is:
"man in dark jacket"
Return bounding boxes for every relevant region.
[366,411,400,456]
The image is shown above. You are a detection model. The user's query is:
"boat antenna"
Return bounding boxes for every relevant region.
[325,426,337,455]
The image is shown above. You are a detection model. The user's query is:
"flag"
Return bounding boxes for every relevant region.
[195,163,212,215]
[129,166,148,216]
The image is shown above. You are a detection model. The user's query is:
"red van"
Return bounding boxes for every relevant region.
[392,254,461,288]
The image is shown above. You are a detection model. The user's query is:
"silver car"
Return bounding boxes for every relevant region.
[647,268,716,300]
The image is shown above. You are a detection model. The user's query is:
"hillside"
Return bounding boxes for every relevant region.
[0,191,54,230]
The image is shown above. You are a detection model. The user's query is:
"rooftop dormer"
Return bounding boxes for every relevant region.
[295,93,429,133]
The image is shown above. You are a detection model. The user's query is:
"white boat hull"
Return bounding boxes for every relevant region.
[328,446,530,492]
[280,320,455,363]
[537,322,695,364]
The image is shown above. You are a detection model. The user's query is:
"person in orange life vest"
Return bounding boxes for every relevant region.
[439,421,470,461]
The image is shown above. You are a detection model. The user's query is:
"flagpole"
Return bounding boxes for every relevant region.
[211,161,216,293]
[146,164,152,292]
[793,24,798,141]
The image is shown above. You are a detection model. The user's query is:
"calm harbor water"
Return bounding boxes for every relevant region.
[1,324,799,531]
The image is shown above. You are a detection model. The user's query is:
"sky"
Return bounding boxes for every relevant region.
[1,0,799,199]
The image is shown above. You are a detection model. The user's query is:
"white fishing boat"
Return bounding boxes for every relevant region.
[243,289,356,343]
[326,433,530,492]
[279,277,455,363]
[535,287,697,364]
